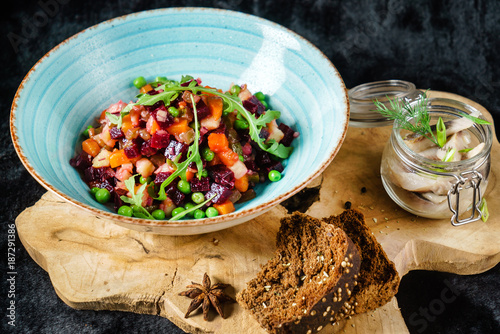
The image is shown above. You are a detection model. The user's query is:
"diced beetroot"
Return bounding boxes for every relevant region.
[236,128,251,143]
[244,159,258,172]
[124,141,141,159]
[208,165,235,188]
[243,96,265,115]
[147,89,159,95]
[195,100,211,120]
[113,187,128,211]
[152,104,175,129]
[141,140,158,157]
[205,183,232,204]
[165,183,185,206]
[88,178,115,194]
[190,176,210,192]
[278,123,295,146]
[109,127,124,139]
[241,142,253,156]
[264,161,284,174]
[84,166,115,183]
[259,128,270,140]
[70,152,92,171]
[255,150,272,166]
[150,130,171,149]
[154,172,173,186]
[165,140,189,162]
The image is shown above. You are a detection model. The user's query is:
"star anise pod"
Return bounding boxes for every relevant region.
[179,272,236,320]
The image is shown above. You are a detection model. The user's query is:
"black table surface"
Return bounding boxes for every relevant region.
[2,1,499,333]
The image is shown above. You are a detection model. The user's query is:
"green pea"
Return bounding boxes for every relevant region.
[83,125,93,137]
[201,147,215,162]
[90,187,100,195]
[193,209,206,219]
[239,155,244,162]
[152,209,166,220]
[254,91,266,101]
[234,119,249,130]
[118,205,133,217]
[133,76,147,89]
[171,207,185,218]
[184,202,196,216]
[268,170,282,182]
[191,192,205,204]
[206,207,219,218]
[168,106,180,117]
[139,176,151,184]
[155,76,168,83]
[261,100,269,109]
[177,180,191,194]
[200,169,208,178]
[95,188,111,203]
[230,84,241,95]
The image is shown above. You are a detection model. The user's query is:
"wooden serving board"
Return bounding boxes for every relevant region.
[16,92,500,333]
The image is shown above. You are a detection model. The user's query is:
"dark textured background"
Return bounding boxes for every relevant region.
[1,0,499,333]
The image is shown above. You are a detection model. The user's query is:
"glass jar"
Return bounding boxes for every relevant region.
[349,80,422,127]
[380,98,492,225]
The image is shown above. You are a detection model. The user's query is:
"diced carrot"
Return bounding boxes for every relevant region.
[206,96,223,120]
[139,84,153,94]
[129,107,141,127]
[121,115,133,133]
[213,200,235,215]
[82,138,101,157]
[234,174,249,193]
[167,119,191,136]
[207,133,229,153]
[109,149,130,168]
[99,110,107,122]
[201,85,224,96]
[185,170,195,182]
[146,116,160,135]
[217,148,239,167]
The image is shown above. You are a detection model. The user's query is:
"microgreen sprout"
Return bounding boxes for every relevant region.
[169,194,216,221]
[436,116,446,147]
[442,148,456,162]
[479,198,489,222]
[120,174,154,219]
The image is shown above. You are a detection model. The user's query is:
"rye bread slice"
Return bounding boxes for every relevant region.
[322,209,400,314]
[237,212,361,334]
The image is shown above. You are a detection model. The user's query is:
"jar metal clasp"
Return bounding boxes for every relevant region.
[447,170,483,226]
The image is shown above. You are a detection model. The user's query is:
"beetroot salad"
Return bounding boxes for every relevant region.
[70,75,298,220]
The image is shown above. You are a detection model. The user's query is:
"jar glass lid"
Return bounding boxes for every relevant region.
[348,80,422,128]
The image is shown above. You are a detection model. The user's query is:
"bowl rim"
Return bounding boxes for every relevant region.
[10,7,350,230]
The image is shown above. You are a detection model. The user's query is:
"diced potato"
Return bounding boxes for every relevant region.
[135,158,155,178]
[92,148,112,168]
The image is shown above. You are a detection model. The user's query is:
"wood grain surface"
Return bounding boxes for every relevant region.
[16,91,500,333]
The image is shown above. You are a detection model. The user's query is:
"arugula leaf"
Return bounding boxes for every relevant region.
[120,174,154,219]
[137,83,293,160]
[105,112,123,127]
[169,194,216,221]
[155,94,204,200]
[188,87,292,158]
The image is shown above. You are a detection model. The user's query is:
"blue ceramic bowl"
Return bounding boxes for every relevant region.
[10,8,349,235]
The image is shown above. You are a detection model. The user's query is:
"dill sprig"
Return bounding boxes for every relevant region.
[373,91,442,147]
